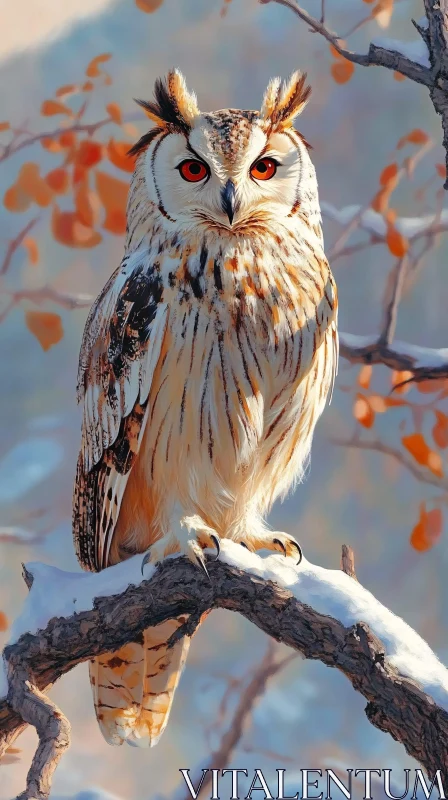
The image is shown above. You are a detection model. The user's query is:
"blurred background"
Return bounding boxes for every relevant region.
[1,0,447,798]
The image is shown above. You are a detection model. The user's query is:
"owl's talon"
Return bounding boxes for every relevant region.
[291,540,303,566]
[210,533,221,561]
[273,537,287,557]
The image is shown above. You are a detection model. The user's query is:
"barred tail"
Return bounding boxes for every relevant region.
[89,616,191,747]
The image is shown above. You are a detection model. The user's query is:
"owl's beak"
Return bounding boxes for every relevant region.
[221,179,237,225]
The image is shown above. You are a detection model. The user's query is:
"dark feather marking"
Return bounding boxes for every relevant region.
[128,126,164,158]
[208,409,214,461]
[179,382,187,433]
[150,131,176,223]
[134,76,192,135]
[236,327,258,397]
[214,257,223,292]
[151,408,170,479]
[200,346,214,443]
[189,309,200,372]
[217,331,236,450]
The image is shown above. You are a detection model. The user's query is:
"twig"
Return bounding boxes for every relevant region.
[331,436,448,492]
[179,645,297,800]
[0,217,40,277]
[341,544,357,580]
[0,112,142,165]
[379,256,409,346]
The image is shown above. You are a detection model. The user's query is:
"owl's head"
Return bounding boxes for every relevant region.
[130,69,318,235]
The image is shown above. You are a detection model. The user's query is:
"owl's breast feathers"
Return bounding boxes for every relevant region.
[74,225,337,570]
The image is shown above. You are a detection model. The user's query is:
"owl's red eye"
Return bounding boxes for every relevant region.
[178,159,208,183]
[250,158,277,181]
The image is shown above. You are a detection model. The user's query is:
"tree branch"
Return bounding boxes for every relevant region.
[259,0,448,185]
[1,542,448,798]
[339,332,448,383]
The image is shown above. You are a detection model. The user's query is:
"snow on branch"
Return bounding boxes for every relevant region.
[1,541,448,799]
[259,0,448,188]
[339,332,448,382]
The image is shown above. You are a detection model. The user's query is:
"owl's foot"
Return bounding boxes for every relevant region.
[239,531,303,565]
[141,519,220,577]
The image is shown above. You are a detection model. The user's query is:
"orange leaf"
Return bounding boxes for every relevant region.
[86,53,111,77]
[366,394,388,413]
[45,168,69,194]
[358,365,372,389]
[3,185,31,212]
[52,205,102,248]
[107,139,136,172]
[95,170,128,233]
[76,140,103,169]
[436,163,447,179]
[371,186,392,214]
[433,411,448,449]
[393,71,406,81]
[59,131,76,149]
[75,180,101,228]
[386,224,408,257]
[0,611,8,632]
[417,378,448,394]
[373,0,394,28]
[55,84,78,98]
[0,121,10,132]
[82,81,94,92]
[41,137,62,153]
[104,207,127,234]
[353,394,375,428]
[402,433,443,476]
[397,129,429,149]
[23,237,39,265]
[25,311,64,351]
[411,504,442,552]
[330,61,355,85]
[391,369,413,393]
[107,103,122,124]
[135,0,164,10]
[41,99,71,117]
[379,163,398,187]
[407,129,429,145]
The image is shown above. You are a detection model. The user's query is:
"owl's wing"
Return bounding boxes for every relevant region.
[73,250,168,572]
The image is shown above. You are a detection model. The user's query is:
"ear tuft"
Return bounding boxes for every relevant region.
[260,70,311,132]
[134,69,200,133]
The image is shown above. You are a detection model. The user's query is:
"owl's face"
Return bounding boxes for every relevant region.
[131,69,316,236]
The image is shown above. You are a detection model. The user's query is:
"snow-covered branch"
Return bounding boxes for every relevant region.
[339,332,448,382]
[1,542,448,799]
[259,0,448,188]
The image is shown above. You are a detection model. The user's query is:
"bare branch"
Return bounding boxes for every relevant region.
[174,644,297,800]
[332,436,448,492]
[0,112,141,165]
[379,256,409,346]
[1,546,448,797]
[0,217,40,277]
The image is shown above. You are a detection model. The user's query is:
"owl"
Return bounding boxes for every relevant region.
[73,69,338,748]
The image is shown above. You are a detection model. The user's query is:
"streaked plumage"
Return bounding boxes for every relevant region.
[73,68,338,748]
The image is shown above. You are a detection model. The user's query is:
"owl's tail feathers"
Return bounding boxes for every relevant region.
[89,616,191,748]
